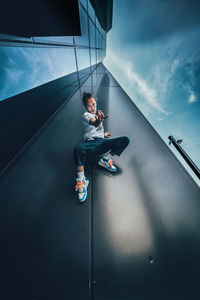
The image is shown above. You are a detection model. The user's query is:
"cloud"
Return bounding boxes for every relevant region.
[171,58,180,74]
[5,67,24,84]
[104,51,171,115]
[114,0,200,44]
[153,55,181,96]
[183,84,197,104]
[188,91,196,103]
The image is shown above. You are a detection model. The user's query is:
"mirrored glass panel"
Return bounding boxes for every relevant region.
[97,49,101,63]
[98,34,103,49]
[78,66,91,85]
[102,49,106,60]
[103,30,106,40]
[102,38,106,50]
[90,63,97,72]
[76,48,90,73]
[88,0,95,23]
[81,74,92,87]
[99,26,104,39]
[91,49,96,67]
[79,0,87,10]
[89,20,95,48]
[74,4,89,47]
[33,36,73,46]
[96,17,101,33]
[96,31,100,49]
[0,47,77,101]
[0,35,74,47]
[0,34,32,43]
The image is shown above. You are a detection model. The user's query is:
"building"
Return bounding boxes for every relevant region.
[0,1,200,299]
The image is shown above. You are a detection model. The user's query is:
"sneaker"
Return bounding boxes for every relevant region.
[98,158,117,172]
[75,177,89,203]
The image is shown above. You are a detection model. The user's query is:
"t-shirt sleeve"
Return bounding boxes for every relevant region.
[82,112,94,126]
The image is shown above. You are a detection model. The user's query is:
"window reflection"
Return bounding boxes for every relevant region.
[97,49,101,63]
[79,0,87,10]
[89,20,95,48]
[0,34,32,43]
[74,4,89,47]
[91,49,96,66]
[76,48,90,72]
[91,63,97,71]
[33,36,73,46]
[88,0,95,23]
[96,17,100,33]
[0,0,107,101]
[96,31,100,49]
[0,47,77,101]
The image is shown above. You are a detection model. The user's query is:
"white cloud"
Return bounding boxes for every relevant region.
[184,84,197,104]
[104,51,171,115]
[18,47,77,87]
[188,91,196,103]
[153,57,180,95]
[171,58,179,73]
[0,67,25,100]
[5,67,24,84]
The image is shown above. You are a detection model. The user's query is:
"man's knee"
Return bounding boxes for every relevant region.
[120,136,130,147]
[74,144,84,156]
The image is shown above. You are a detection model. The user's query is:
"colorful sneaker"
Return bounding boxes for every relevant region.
[75,177,89,203]
[98,157,117,172]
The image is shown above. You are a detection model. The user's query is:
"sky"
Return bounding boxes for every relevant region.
[104,0,200,185]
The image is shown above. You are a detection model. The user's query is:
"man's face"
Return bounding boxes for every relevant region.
[86,97,97,114]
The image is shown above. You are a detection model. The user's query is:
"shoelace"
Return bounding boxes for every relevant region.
[75,180,84,192]
[108,159,113,167]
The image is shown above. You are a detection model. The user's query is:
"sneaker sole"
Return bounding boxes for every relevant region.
[98,160,117,172]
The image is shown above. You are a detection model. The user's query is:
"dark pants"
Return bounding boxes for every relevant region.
[73,136,130,166]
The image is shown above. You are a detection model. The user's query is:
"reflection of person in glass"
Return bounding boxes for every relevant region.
[73,92,130,203]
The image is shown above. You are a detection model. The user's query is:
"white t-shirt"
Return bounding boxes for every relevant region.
[82,111,104,141]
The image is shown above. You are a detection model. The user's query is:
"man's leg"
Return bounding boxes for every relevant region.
[94,136,130,171]
[73,143,90,203]
[73,137,130,175]
[105,136,130,157]
[76,165,85,180]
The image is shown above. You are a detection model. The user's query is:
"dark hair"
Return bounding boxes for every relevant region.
[82,92,96,107]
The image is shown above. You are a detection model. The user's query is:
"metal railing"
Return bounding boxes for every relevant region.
[168,135,200,180]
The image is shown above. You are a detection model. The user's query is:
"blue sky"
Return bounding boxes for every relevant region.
[104,0,200,185]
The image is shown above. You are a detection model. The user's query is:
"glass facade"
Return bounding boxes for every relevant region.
[0,0,107,102]
[0,0,108,172]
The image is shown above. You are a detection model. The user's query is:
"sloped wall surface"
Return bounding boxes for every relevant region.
[0,64,200,300]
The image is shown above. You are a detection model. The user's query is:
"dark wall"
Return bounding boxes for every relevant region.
[0,63,200,299]
[90,0,113,32]
[0,71,79,172]
[0,65,96,173]
[0,0,81,37]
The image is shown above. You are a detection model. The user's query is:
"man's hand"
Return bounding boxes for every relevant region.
[94,110,108,127]
[96,110,108,122]
[104,132,111,138]
[89,110,108,127]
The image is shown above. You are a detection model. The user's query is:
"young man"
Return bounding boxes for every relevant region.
[73,92,130,203]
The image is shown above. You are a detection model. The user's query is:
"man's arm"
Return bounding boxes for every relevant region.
[89,110,108,127]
